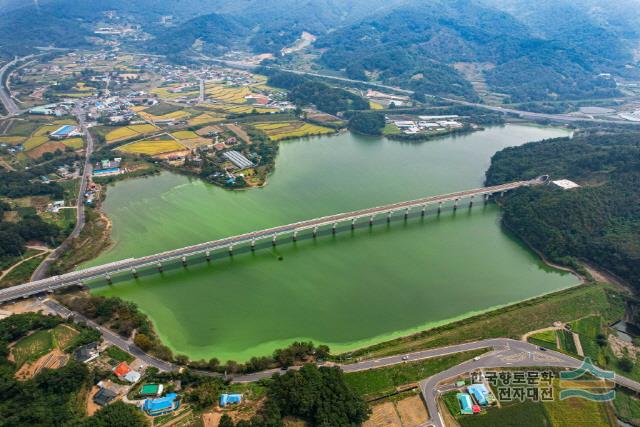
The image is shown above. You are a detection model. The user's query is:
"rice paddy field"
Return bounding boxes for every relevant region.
[205,84,252,104]
[139,110,191,122]
[118,139,187,156]
[104,124,159,143]
[252,121,335,141]
[187,113,225,126]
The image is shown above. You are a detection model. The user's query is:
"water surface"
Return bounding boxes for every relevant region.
[89,125,576,361]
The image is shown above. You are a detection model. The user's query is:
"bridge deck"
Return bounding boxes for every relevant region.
[0,178,543,303]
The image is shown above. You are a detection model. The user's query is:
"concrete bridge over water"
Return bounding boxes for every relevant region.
[0,177,547,304]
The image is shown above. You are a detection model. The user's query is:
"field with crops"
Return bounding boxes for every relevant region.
[104,124,159,143]
[252,121,335,141]
[118,139,187,155]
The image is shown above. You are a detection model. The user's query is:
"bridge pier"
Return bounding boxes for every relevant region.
[272,234,277,246]
[205,250,211,261]
[131,268,138,279]
[437,202,442,214]
[500,191,505,197]
[351,218,356,230]
[292,231,298,242]
[484,193,490,204]
[312,226,318,238]
[369,215,374,226]
[453,198,459,212]
[404,208,409,220]
[387,211,392,223]
[469,195,474,208]
[157,262,163,273]
[181,256,188,267]
[228,245,233,256]
[332,222,337,234]
[421,204,427,217]
[105,274,112,284]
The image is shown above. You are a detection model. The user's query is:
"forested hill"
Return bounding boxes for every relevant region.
[314,0,626,102]
[485,133,640,289]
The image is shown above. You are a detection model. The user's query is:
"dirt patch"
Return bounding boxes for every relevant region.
[364,402,402,427]
[196,125,223,136]
[152,149,190,160]
[26,140,66,159]
[86,386,102,416]
[225,124,251,144]
[396,395,429,427]
[202,412,222,427]
[15,348,69,380]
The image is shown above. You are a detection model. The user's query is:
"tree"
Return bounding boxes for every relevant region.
[618,357,634,372]
[219,415,235,427]
[348,112,385,136]
[134,333,153,351]
[87,401,148,427]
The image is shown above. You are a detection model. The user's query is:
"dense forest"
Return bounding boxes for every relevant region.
[486,132,640,289]
[265,71,369,115]
[0,313,145,426]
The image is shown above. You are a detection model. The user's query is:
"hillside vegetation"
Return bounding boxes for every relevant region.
[486,132,640,289]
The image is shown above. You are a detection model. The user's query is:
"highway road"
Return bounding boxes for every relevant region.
[31,106,95,281]
[0,57,21,116]
[207,58,640,126]
[1,178,538,304]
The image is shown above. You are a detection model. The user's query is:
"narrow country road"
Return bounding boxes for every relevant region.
[31,106,94,281]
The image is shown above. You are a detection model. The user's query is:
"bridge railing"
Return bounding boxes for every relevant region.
[0,178,545,303]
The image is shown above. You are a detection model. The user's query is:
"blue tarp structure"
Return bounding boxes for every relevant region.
[468,384,489,406]
[457,393,474,414]
[220,393,243,407]
[143,393,179,416]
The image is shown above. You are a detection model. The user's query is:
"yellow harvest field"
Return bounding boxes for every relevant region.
[253,122,335,141]
[139,110,190,122]
[205,85,252,104]
[23,136,50,150]
[127,124,159,133]
[0,136,26,144]
[171,131,199,140]
[62,138,84,149]
[105,127,140,143]
[188,114,225,126]
[119,140,186,155]
[369,101,384,110]
[105,124,159,143]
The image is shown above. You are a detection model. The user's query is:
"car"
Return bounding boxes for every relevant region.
[401,355,409,361]
[473,356,481,361]
[539,347,547,352]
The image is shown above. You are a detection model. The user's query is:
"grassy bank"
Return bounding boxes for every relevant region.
[345,349,486,401]
[341,284,625,360]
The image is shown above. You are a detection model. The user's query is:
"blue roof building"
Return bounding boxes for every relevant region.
[143,393,179,416]
[220,393,243,407]
[457,393,474,414]
[468,384,489,406]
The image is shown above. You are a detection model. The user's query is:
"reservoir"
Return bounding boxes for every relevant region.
[88,124,576,362]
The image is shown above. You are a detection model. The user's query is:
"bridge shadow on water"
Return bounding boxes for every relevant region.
[89,202,495,290]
